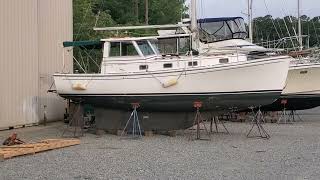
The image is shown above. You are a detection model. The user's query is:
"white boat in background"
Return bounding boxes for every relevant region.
[159,13,320,111]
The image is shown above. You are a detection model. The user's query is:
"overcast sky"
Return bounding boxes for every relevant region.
[186,0,320,19]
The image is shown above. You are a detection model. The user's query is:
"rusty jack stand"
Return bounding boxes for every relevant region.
[121,103,142,139]
[189,101,210,140]
[277,99,293,124]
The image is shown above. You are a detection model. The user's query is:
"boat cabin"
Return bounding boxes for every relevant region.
[99,36,246,74]
[102,37,160,59]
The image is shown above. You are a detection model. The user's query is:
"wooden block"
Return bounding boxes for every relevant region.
[144,131,153,137]
[96,129,105,136]
[117,130,123,136]
[168,130,177,137]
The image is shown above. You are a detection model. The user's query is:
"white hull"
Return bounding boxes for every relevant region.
[284,63,320,96]
[259,62,320,111]
[54,56,290,111]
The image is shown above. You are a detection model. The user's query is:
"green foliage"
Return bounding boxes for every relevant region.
[72,0,187,73]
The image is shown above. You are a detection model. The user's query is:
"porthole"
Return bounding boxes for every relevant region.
[188,61,198,66]
[300,70,308,74]
[139,65,148,70]
[163,63,173,68]
[219,58,229,63]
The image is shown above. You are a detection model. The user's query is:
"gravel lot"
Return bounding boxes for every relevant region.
[1,119,320,180]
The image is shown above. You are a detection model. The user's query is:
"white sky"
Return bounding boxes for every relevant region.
[186,0,320,19]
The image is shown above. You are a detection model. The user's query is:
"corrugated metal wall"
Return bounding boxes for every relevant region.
[0,0,72,128]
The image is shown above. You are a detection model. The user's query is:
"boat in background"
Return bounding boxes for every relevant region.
[158,13,320,111]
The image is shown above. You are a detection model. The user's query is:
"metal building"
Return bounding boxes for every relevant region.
[0,0,73,129]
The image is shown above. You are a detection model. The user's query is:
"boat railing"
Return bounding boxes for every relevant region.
[255,35,310,52]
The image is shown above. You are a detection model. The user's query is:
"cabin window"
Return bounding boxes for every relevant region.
[109,42,138,57]
[110,42,121,56]
[137,40,155,56]
[300,70,308,74]
[121,42,139,56]
[188,61,198,66]
[163,63,173,68]
[139,65,148,70]
[219,58,229,63]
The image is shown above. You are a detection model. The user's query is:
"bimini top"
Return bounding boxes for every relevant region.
[197,17,247,43]
[63,40,103,49]
[197,17,243,23]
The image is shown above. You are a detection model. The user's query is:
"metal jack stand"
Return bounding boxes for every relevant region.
[277,99,293,124]
[121,103,142,139]
[210,116,230,134]
[62,101,84,138]
[247,107,270,139]
[290,110,303,122]
[189,101,211,141]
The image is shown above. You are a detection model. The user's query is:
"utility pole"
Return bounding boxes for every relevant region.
[145,0,149,25]
[298,0,303,50]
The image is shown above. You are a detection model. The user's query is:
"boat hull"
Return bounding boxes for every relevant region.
[260,63,320,111]
[54,56,290,112]
[260,94,320,111]
[61,90,282,112]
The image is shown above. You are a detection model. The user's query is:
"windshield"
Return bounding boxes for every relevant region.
[198,17,247,43]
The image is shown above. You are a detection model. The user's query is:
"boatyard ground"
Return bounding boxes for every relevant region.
[1,117,320,180]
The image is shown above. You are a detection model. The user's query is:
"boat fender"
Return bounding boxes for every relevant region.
[162,79,178,88]
[72,83,87,90]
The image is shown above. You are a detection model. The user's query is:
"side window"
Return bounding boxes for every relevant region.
[109,42,139,57]
[110,42,121,56]
[122,42,139,56]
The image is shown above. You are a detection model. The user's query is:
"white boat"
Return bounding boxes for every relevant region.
[52,0,291,130]
[165,15,320,111]
[54,36,290,112]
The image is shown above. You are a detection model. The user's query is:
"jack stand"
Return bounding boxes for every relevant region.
[62,101,84,138]
[277,100,293,124]
[210,116,230,134]
[188,101,210,141]
[247,107,270,139]
[121,103,142,139]
[290,110,303,122]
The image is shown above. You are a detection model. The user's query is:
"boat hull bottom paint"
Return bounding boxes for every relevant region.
[62,90,281,112]
[260,94,320,111]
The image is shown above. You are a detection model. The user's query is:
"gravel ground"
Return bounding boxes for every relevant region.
[1,119,320,180]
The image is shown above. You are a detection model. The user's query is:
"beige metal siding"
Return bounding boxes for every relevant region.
[0,0,72,128]
[38,0,73,122]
